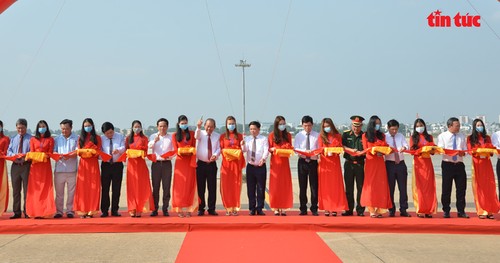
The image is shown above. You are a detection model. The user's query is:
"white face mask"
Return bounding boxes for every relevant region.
[415,127,425,134]
[133,127,142,134]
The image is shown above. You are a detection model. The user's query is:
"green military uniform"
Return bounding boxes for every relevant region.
[342,116,366,216]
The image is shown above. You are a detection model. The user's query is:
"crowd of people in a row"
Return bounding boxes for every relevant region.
[0,114,499,220]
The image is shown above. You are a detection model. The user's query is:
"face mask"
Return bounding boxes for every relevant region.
[0,127,3,132]
[375,124,381,131]
[415,127,425,134]
[476,126,484,133]
[278,124,286,131]
[323,127,331,133]
[38,127,47,134]
[227,124,236,131]
[84,126,93,133]
[179,124,188,130]
[133,127,142,134]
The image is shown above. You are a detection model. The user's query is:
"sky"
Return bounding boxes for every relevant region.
[1,0,499,131]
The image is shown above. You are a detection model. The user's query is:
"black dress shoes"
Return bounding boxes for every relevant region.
[150,211,158,217]
[250,210,256,216]
[163,211,170,217]
[111,212,121,217]
[311,211,319,216]
[400,211,411,217]
[443,211,451,218]
[389,212,395,217]
[257,210,265,216]
[100,212,109,218]
[341,211,353,216]
[10,214,21,219]
[197,211,205,216]
[299,211,307,216]
[208,210,218,216]
[67,213,74,218]
[54,214,63,219]
[357,212,365,217]
[457,212,470,218]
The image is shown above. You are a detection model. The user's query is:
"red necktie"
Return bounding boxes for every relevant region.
[207,133,212,161]
[18,135,23,153]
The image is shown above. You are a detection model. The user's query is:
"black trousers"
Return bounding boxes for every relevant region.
[246,163,267,211]
[151,160,172,213]
[386,161,408,213]
[100,162,124,213]
[343,161,365,214]
[298,158,318,213]
[11,163,30,216]
[496,160,500,201]
[441,161,467,213]
[196,161,218,212]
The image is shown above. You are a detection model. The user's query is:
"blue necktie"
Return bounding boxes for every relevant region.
[452,134,457,161]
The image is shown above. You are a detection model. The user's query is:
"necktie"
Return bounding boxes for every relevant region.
[452,134,457,161]
[18,135,23,154]
[251,136,256,162]
[392,135,400,164]
[207,134,212,161]
[306,133,310,162]
[109,138,114,163]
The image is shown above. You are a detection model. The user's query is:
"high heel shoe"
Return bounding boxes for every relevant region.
[324,211,330,217]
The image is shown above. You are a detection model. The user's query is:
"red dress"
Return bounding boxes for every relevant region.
[268,132,293,210]
[220,132,245,211]
[171,131,198,212]
[318,133,348,212]
[411,135,437,215]
[360,134,392,210]
[26,136,56,218]
[0,136,10,216]
[74,135,102,216]
[467,135,500,216]
[126,134,154,215]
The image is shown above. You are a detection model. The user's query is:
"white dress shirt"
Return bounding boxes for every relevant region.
[491,131,500,159]
[384,132,409,162]
[437,130,467,163]
[148,132,174,161]
[195,128,221,162]
[101,132,126,162]
[54,133,78,173]
[242,134,269,166]
[293,130,319,160]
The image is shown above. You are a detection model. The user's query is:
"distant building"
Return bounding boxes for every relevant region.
[459,115,469,125]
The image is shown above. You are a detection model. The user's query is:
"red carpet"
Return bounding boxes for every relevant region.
[0,211,498,235]
[175,231,341,263]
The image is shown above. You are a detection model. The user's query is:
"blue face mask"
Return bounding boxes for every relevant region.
[0,127,3,132]
[323,127,331,133]
[278,124,286,131]
[179,124,189,130]
[84,126,93,133]
[476,126,484,133]
[227,124,236,131]
[375,124,381,131]
[38,127,47,134]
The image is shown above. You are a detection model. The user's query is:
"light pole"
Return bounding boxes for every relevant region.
[235,59,251,134]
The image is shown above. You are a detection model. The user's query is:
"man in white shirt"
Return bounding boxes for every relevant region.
[437,117,469,218]
[491,130,500,200]
[195,118,221,216]
[100,122,126,217]
[294,115,320,216]
[53,119,78,218]
[385,119,410,217]
[148,118,174,217]
[242,121,269,215]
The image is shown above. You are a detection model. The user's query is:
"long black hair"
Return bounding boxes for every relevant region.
[35,120,51,139]
[411,118,433,150]
[79,118,98,148]
[469,118,487,148]
[128,120,145,145]
[273,115,290,144]
[365,115,384,143]
[0,120,4,138]
[175,115,190,142]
